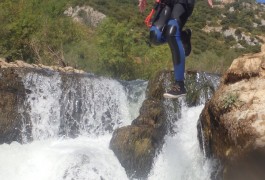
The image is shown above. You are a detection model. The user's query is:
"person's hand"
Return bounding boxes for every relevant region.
[139,0,147,12]
[207,0,213,8]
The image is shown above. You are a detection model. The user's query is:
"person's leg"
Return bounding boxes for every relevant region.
[169,3,191,79]
[181,0,195,57]
[163,3,190,98]
[149,5,171,45]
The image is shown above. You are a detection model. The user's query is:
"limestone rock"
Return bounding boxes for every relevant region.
[0,59,85,74]
[198,44,265,179]
[222,0,236,4]
[64,6,106,27]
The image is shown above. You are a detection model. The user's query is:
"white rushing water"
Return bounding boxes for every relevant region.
[148,104,213,180]
[0,136,128,180]
[0,72,214,180]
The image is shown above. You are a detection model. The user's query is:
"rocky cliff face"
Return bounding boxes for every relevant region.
[64,5,106,27]
[198,45,265,180]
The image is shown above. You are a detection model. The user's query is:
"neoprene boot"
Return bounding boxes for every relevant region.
[163,81,187,99]
[181,29,192,57]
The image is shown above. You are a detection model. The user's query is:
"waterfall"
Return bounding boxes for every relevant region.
[19,71,147,140]
[0,71,219,180]
[148,103,214,180]
[22,72,62,140]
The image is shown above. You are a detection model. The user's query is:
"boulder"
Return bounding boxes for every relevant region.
[109,70,171,179]
[198,45,265,180]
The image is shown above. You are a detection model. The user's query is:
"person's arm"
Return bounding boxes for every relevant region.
[138,0,147,12]
[207,0,213,8]
[138,0,161,12]
[139,0,162,27]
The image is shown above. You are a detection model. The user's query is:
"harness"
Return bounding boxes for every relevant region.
[144,0,163,27]
[144,0,190,27]
[144,0,179,28]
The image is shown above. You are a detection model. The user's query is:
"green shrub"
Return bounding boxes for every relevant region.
[0,0,263,80]
[222,93,239,110]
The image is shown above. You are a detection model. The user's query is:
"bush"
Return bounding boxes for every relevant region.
[0,0,262,80]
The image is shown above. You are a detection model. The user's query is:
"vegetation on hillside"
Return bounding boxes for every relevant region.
[0,0,264,80]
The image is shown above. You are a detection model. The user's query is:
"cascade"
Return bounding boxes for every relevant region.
[0,71,219,180]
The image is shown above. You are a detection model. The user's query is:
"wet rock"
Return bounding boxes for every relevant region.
[110,70,171,179]
[110,125,156,179]
[198,44,265,180]
[0,59,86,144]
[0,67,31,144]
[110,69,219,179]
[185,71,219,107]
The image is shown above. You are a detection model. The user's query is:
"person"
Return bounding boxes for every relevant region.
[138,0,213,98]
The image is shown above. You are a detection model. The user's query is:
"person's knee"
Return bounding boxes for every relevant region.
[165,19,181,39]
[149,26,165,45]
[165,19,185,65]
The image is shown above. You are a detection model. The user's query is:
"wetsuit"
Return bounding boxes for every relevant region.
[149,0,195,81]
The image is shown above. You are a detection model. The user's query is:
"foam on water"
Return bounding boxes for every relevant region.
[0,136,128,180]
[148,105,213,180]
[0,72,216,180]
[0,105,213,180]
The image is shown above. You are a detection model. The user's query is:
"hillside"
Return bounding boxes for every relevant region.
[0,0,264,80]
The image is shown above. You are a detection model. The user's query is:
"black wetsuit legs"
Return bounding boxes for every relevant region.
[149,1,195,81]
